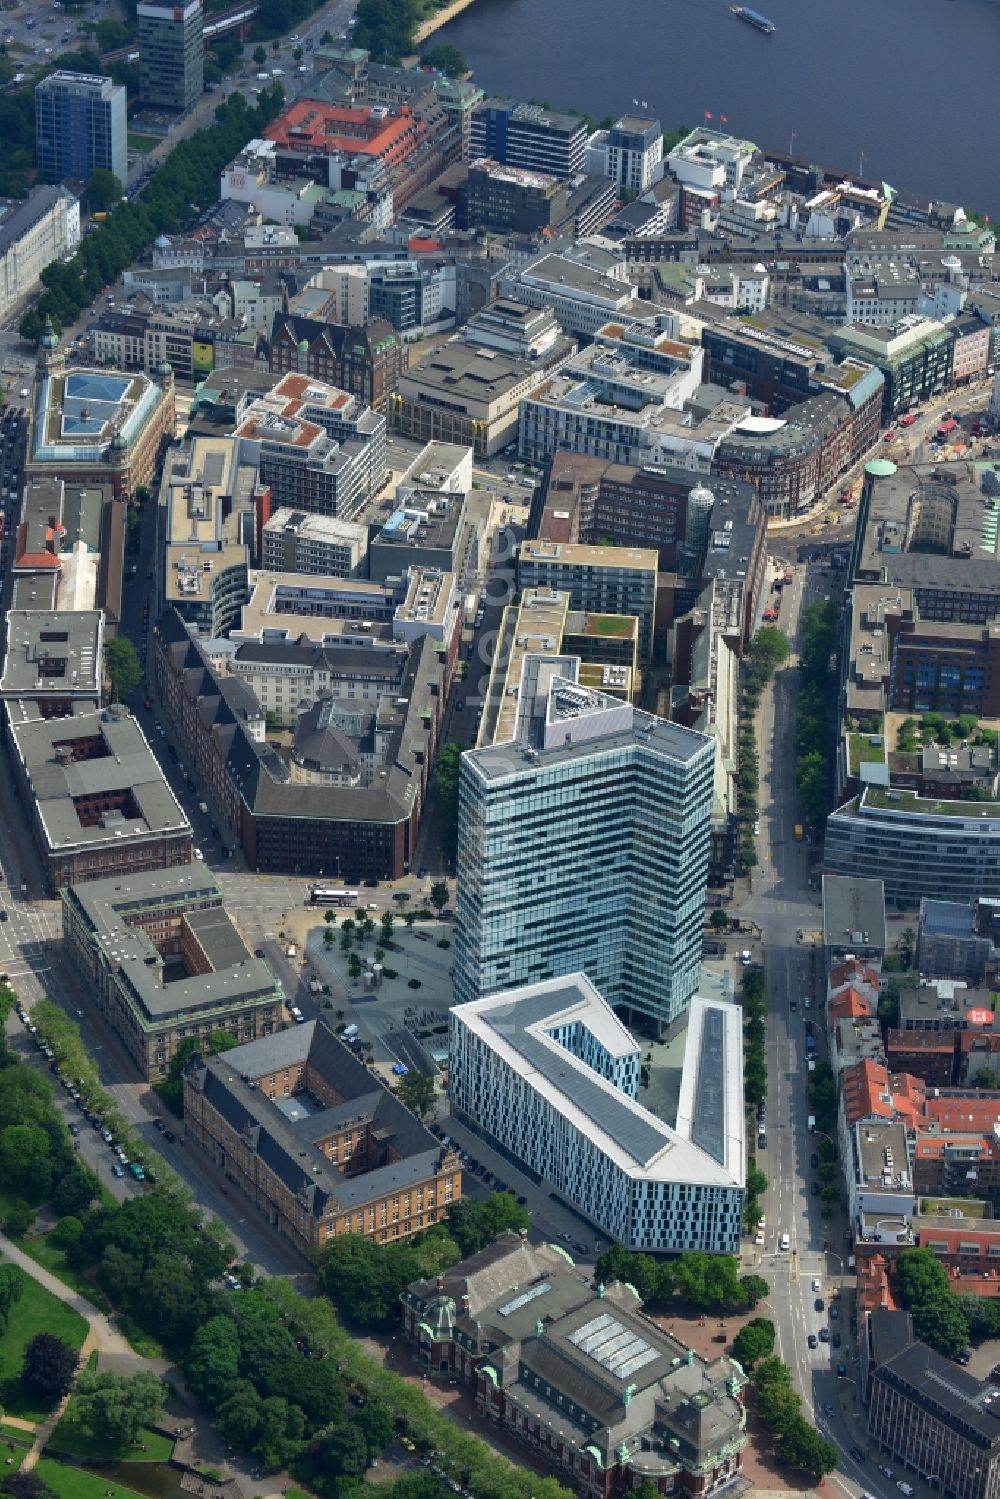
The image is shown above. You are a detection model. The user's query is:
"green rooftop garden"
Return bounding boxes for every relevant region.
[585,613,635,637]
[848,732,887,776]
[865,787,1000,818]
[919,1197,988,1219]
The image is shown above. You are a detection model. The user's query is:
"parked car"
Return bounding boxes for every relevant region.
[112,1163,124,1178]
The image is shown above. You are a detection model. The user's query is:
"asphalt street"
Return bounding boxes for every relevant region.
[737,558,882,1499]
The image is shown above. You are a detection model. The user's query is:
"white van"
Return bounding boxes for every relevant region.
[779,1232,790,1250]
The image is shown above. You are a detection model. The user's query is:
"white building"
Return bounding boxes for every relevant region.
[449,976,745,1253]
[0,185,80,324]
[606,115,664,195]
[500,252,642,340]
[229,277,283,333]
[666,127,758,198]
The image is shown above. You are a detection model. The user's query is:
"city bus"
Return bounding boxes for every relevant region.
[307,887,359,907]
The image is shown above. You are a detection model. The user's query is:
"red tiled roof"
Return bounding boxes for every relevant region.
[829,986,874,1021]
[924,1093,1000,1133]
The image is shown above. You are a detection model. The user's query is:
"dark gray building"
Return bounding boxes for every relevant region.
[869,1340,1000,1499]
[138,0,203,112]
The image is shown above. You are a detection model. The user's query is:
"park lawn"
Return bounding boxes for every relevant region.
[34,1458,149,1499]
[111,1313,165,1361]
[0,1423,34,1442]
[16,1238,112,1313]
[0,1275,88,1421]
[127,132,160,151]
[48,1408,173,1463]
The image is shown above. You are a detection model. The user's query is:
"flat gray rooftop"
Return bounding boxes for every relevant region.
[0,610,103,697]
[12,707,190,853]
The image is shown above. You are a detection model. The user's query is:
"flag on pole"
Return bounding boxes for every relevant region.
[633,98,639,106]
[704,110,713,120]
[721,114,729,123]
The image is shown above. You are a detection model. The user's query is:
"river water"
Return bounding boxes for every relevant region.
[434,0,1000,216]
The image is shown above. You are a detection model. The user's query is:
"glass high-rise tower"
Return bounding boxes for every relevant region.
[454,660,715,1034]
[35,72,127,190]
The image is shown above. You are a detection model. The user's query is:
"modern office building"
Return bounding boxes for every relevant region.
[605,115,664,194]
[825,789,1000,904]
[469,99,587,177]
[160,433,253,638]
[137,0,204,112]
[235,373,386,522]
[450,977,745,1252]
[260,508,368,578]
[35,72,127,191]
[0,610,104,713]
[8,704,192,893]
[454,662,714,1033]
[917,897,998,986]
[184,1018,462,1252]
[868,1339,1000,1499]
[62,866,283,1079]
[516,539,658,659]
[401,1236,749,1499]
[849,460,1000,626]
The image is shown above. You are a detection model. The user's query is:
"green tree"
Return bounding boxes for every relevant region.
[184,1316,242,1404]
[730,1317,775,1369]
[4,1200,36,1237]
[320,1421,368,1479]
[739,1274,770,1308]
[446,1193,531,1257]
[777,1414,839,1477]
[709,908,728,931]
[394,1070,435,1118]
[72,1368,167,1449]
[433,742,462,858]
[319,1237,456,1331]
[354,1398,394,1458]
[87,168,122,212]
[419,43,468,76]
[155,1030,239,1117]
[0,1124,50,1195]
[896,1246,969,1357]
[104,636,142,701]
[747,624,790,679]
[254,1395,306,1469]
[216,1380,262,1448]
[429,880,450,913]
[380,910,394,942]
[252,44,267,65]
[348,952,362,982]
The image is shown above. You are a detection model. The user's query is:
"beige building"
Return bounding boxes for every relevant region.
[161,433,254,636]
[390,331,574,458]
[0,185,80,324]
[62,866,282,1079]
